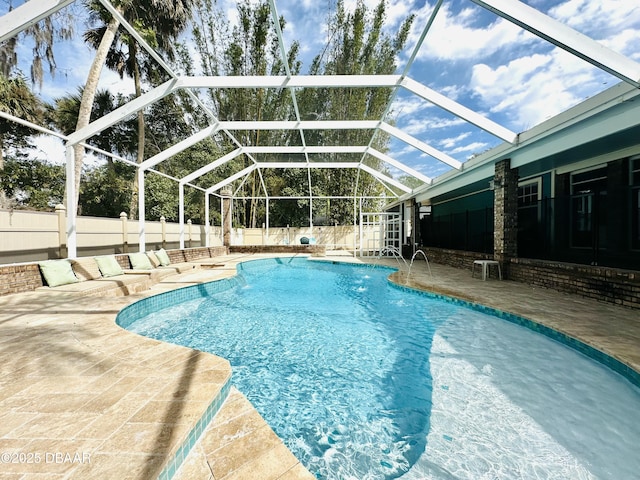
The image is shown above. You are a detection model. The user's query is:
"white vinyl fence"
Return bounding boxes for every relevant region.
[1,207,381,264]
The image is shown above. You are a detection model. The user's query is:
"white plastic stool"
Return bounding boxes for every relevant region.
[472,260,502,281]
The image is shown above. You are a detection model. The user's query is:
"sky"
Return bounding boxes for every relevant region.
[2,0,640,183]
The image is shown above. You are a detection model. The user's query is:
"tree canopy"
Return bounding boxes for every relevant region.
[0,0,414,228]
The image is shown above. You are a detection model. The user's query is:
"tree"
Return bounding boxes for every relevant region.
[0,4,74,88]
[297,0,415,223]
[0,154,65,210]
[0,74,44,170]
[0,74,45,207]
[143,138,228,224]
[49,86,137,217]
[79,161,134,217]
[70,0,194,218]
[49,86,136,157]
[188,0,301,228]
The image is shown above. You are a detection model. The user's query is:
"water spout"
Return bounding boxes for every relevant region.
[371,246,410,270]
[408,250,432,280]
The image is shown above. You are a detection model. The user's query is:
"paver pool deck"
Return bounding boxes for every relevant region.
[0,252,638,479]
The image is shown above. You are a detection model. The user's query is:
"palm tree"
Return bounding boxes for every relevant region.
[50,86,135,161]
[0,75,44,170]
[0,74,45,207]
[71,0,194,217]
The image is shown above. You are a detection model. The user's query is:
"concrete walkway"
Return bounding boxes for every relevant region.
[0,252,638,479]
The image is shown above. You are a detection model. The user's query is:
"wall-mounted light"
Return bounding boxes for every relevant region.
[419,205,431,219]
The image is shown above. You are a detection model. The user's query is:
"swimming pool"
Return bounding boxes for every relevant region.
[122,257,640,479]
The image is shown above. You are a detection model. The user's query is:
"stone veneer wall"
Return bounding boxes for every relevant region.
[0,263,44,295]
[229,245,326,256]
[419,247,640,310]
[509,257,640,309]
[418,247,493,271]
[0,246,230,297]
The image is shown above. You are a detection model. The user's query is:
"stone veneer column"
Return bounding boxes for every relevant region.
[494,159,518,267]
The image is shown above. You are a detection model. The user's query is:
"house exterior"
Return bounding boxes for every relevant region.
[386,81,640,308]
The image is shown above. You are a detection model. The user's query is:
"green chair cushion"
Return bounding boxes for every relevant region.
[129,252,153,270]
[155,248,171,266]
[38,259,80,287]
[95,256,124,277]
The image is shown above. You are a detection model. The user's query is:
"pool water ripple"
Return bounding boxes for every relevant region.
[126,258,640,480]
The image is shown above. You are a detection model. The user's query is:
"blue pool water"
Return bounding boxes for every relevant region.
[125,257,640,479]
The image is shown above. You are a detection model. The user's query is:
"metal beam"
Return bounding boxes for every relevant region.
[243,145,367,154]
[354,0,445,195]
[360,164,412,193]
[180,148,244,185]
[472,0,640,87]
[67,78,179,145]
[217,120,379,131]
[177,75,402,89]
[378,123,463,170]
[256,162,359,169]
[367,148,433,184]
[206,165,257,194]
[0,0,76,43]
[401,77,519,143]
[64,145,77,258]
[140,124,219,171]
[97,0,177,80]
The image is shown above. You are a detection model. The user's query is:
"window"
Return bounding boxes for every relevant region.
[570,166,607,249]
[632,157,640,187]
[571,166,607,194]
[518,180,540,207]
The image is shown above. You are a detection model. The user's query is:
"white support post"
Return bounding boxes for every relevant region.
[205,193,210,248]
[179,183,185,249]
[65,145,77,258]
[220,196,225,247]
[265,198,270,246]
[355,196,359,258]
[138,168,146,252]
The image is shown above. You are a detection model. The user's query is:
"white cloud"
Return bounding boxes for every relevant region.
[550,0,640,36]
[384,0,415,31]
[600,29,640,61]
[402,0,640,135]
[410,2,533,62]
[391,96,432,121]
[468,41,615,130]
[449,141,489,155]
[401,116,466,136]
[438,132,471,150]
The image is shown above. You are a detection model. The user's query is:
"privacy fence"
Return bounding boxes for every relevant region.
[0,207,364,264]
